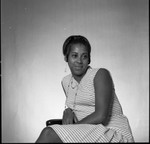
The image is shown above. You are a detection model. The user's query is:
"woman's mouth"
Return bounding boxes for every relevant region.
[74,66,83,70]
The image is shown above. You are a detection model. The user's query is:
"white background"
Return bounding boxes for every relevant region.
[2,0,149,142]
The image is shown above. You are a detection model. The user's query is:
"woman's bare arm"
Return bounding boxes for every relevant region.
[75,68,113,125]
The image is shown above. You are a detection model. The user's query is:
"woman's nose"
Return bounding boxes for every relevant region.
[77,57,82,63]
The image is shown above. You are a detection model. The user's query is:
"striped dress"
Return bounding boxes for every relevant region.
[50,67,134,142]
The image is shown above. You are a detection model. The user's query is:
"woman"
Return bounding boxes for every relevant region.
[36,35,134,143]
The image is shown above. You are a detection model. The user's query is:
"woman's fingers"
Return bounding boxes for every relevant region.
[62,108,79,124]
[73,113,78,123]
[62,109,74,125]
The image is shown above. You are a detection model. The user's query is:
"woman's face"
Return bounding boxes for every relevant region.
[68,43,89,79]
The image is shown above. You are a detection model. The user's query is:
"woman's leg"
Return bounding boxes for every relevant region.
[35,127,62,143]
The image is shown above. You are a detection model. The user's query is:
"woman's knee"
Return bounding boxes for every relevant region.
[40,127,62,143]
[41,127,53,136]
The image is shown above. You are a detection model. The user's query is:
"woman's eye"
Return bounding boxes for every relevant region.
[72,54,77,58]
[72,54,78,58]
[82,55,88,59]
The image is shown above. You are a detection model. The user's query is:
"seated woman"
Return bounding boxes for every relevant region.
[35,35,134,143]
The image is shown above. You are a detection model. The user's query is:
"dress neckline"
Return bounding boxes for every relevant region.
[71,66,92,85]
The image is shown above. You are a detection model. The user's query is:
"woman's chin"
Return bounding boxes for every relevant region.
[73,70,85,78]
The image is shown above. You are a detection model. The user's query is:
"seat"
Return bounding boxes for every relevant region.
[46,119,62,126]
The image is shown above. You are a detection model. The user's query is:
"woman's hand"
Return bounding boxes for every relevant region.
[62,108,78,125]
[73,113,78,123]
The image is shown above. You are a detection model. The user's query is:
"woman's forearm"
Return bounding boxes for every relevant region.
[75,111,107,125]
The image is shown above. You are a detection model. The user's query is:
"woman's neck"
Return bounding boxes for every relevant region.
[73,75,82,83]
[72,66,90,83]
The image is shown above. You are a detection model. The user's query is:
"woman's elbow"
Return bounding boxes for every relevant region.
[95,112,109,125]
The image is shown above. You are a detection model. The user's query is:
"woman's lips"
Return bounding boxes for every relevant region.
[74,66,83,70]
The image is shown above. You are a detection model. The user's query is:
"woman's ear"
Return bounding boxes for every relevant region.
[64,56,68,62]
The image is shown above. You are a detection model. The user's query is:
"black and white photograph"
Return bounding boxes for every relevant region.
[1,0,149,143]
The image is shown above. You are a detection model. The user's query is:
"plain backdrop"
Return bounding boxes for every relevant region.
[2,0,149,142]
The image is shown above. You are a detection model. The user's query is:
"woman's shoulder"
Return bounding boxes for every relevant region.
[89,67,112,83]
[90,67,110,76]
[92,67,110,71]
[93,67,112,79]
[61,74,72,85]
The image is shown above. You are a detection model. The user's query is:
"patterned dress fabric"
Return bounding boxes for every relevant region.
[50,67,134,142]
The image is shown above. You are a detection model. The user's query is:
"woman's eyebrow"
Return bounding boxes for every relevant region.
[70,51,88,54]
[71,52,88,55]
[70,52,78,54]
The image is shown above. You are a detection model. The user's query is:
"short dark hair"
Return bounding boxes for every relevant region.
[62,35,91,64]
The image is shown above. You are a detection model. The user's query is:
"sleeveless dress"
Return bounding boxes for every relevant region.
[50,67,134,142]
